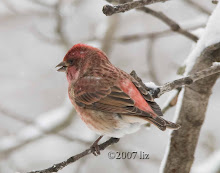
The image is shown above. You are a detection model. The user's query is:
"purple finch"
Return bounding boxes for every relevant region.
[56,44,180,151]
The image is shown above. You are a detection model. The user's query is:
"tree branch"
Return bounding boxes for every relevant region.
[130,62,220,100]
[185,0,211,15]
[146,36,161,84]
[101,15,120,55]
[54,0,71,50]
[105,0,133,4]
[103,0,199,42]
[27,138,119,173]
[158,62,220,97]
[137,7,198,42]
[0,106,76,159]
[102,0,169,16]
[114,23,205,43]
[161,88,181,114]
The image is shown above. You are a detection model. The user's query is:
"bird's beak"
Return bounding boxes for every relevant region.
[56,61,67,72]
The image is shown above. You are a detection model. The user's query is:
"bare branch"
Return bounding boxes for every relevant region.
[0,108,76,159]
[31,27,63,45]
[115,23,205,43]
[103,0,198,42]
[54,0,71,50]
[29,0,56,8]
[102,0,169,16]
[0,105,82,144]
[162,88,181,114]
[130,61,220,99]
[31,0,71,49]
[101,15,120,54]
[185,0,211,15]
[212,0,219,5]
[105,0,133,3]
[137,7,198,42]
[27,138,119,173]
[86,23,204,44]
[146,37,161,85]
[0,105,32,124]
[1,0,19,13]
[157,62,220,97]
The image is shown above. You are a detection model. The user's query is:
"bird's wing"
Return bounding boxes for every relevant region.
[74,75,180,131]
[74,76,154,117]
[131,77,163,116]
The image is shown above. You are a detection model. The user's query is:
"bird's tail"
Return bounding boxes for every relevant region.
[144,101,180,131]
[143,116,180,131]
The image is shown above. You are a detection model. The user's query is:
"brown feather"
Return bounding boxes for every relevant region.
[74,74,178,131]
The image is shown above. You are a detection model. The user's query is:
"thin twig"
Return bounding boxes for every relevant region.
[137,7,198,42]
[185,0,211,15]
[161,88,181,114]
[157,63,220,97]
[55,0,71,50]
[2,0,18,13]
[103,0,199,42]
[101,15,120,54]
[85,23,204,44]
[29,0,56,8]
[0,105,32,124]
[0,109,76,159]
[115,23,204,43]
[27,138,120,173]
[103,0,169,16]
[31,27,63,45]
[105,0,133,4]
[146,37,161,85]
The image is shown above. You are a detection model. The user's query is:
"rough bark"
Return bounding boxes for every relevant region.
[102,0,169,16]
[162,42,220,173]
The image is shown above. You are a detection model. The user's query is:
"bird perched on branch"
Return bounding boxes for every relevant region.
[56,43,180,154]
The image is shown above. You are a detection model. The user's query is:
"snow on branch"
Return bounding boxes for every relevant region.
[102,0,169,16]
[137,7,198,42]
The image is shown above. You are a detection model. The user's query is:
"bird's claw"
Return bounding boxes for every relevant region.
[90,143,100,156]
[90,135,103,156]
[149,87,160,98]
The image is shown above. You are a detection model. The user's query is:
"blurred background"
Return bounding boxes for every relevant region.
[0,0,219,173]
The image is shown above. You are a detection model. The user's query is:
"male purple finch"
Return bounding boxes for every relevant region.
[56,44,180,153]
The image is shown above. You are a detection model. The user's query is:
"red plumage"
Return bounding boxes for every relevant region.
[56,43,180,138]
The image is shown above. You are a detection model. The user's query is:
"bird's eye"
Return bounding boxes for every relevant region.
[68,59,74,65]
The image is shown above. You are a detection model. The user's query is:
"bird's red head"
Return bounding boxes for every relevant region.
[56,43,109,83]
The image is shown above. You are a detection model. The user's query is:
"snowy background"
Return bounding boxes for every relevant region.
[0,0,219,173]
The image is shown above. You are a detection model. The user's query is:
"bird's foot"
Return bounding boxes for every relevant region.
[90,136,103,156]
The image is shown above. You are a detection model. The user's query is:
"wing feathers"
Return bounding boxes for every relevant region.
[131,77,154,102]
[74,75,180,131]
[147,101,163,117]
